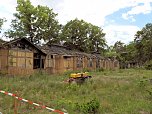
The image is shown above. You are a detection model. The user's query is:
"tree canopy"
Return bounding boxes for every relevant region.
[134,23,152,63]
[0,18,6,33]
[109,23,152,68]
[61,18,106,53]
[113,41,125,53]
[5,0,60,44]
[3,0,107,53]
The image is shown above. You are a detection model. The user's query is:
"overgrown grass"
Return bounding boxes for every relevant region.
[0,69,152,114]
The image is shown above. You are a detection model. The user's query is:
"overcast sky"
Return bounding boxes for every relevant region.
[0,0,152,45]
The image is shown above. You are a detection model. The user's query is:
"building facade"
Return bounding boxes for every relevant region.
[0,38,119,76]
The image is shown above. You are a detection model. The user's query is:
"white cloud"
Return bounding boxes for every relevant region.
[55,0,152,25]
[55,0,137,25]
[104,25,140,45]
[122,14,136,22]
[128,3,152,14]
[0,0,151,44]
[122,2,152,21]
[0,1,17,28]
[0,1,17,39]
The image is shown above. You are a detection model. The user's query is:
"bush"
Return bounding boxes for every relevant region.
[146,87,152,98]
[138,77,152,99]
[75,98,100,114]
[144,60,152,70]
[138,79,148,88]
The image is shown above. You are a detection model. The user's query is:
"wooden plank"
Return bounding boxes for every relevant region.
[17,58,26,68]
[26,52,33,58]
[8,67,34,76]
[26,58,33,69]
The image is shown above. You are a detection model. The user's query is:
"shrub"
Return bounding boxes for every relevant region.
[144,60,152,70]
[138,77,152,99]
[75,98,100,114]
[138,79,148,88]
[146,87,152,98]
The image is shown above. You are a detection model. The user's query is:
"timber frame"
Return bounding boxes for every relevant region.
[42,44,119,74]
[0,38,46,76]
[0,38,119,76]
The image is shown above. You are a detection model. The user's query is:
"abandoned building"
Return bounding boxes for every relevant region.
[0,38,119,76]
[42,44,75,74]
[42,44,119,74]
[0,38,46,76]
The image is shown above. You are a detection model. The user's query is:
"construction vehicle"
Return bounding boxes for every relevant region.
[66,72,92,83]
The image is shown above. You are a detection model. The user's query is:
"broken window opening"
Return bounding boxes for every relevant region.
[33,53,44,69]
[77,57,83,68]
[96,59,100,68]
[88,58,93,67]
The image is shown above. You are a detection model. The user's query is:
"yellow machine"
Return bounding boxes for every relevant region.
[66,72,92,83]
[70,72,89,78]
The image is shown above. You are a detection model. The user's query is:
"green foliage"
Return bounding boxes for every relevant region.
[146,87,152,98]
[0,18,6,33]
[144,60,152,70]
[109,23,152,68]
[61,18,106,53]
[106,41,128,68]
[134,23,152,64]
[4,0,108,52]
[5,0,60,44]
[107,41,126,62]
[0,67,152,113]
[66,84,79,91]
[105,46,116,57]
[116,41,138,68]
[138,78,149,88]
[75,98,100,114]
[0,18,3,30]
[125,41,137,61]
[138,76,152,99]
[113,41,125,53]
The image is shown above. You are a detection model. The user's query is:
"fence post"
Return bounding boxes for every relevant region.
[14,91,19,114]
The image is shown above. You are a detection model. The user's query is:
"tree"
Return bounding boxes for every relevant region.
[134,23,152,63]
[0,18,6,44]
[107,23,152,68]
[61,18,106,53]
[0,18,6,33]
[104,45,117,57]
[125,41,137,62]
[5,0,60,44]
[113,41,125,53]
[61,19,88,51]
[112,41,129,68]
[88,24,106,52]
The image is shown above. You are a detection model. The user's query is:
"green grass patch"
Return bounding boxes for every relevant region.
[0,69,152,114]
